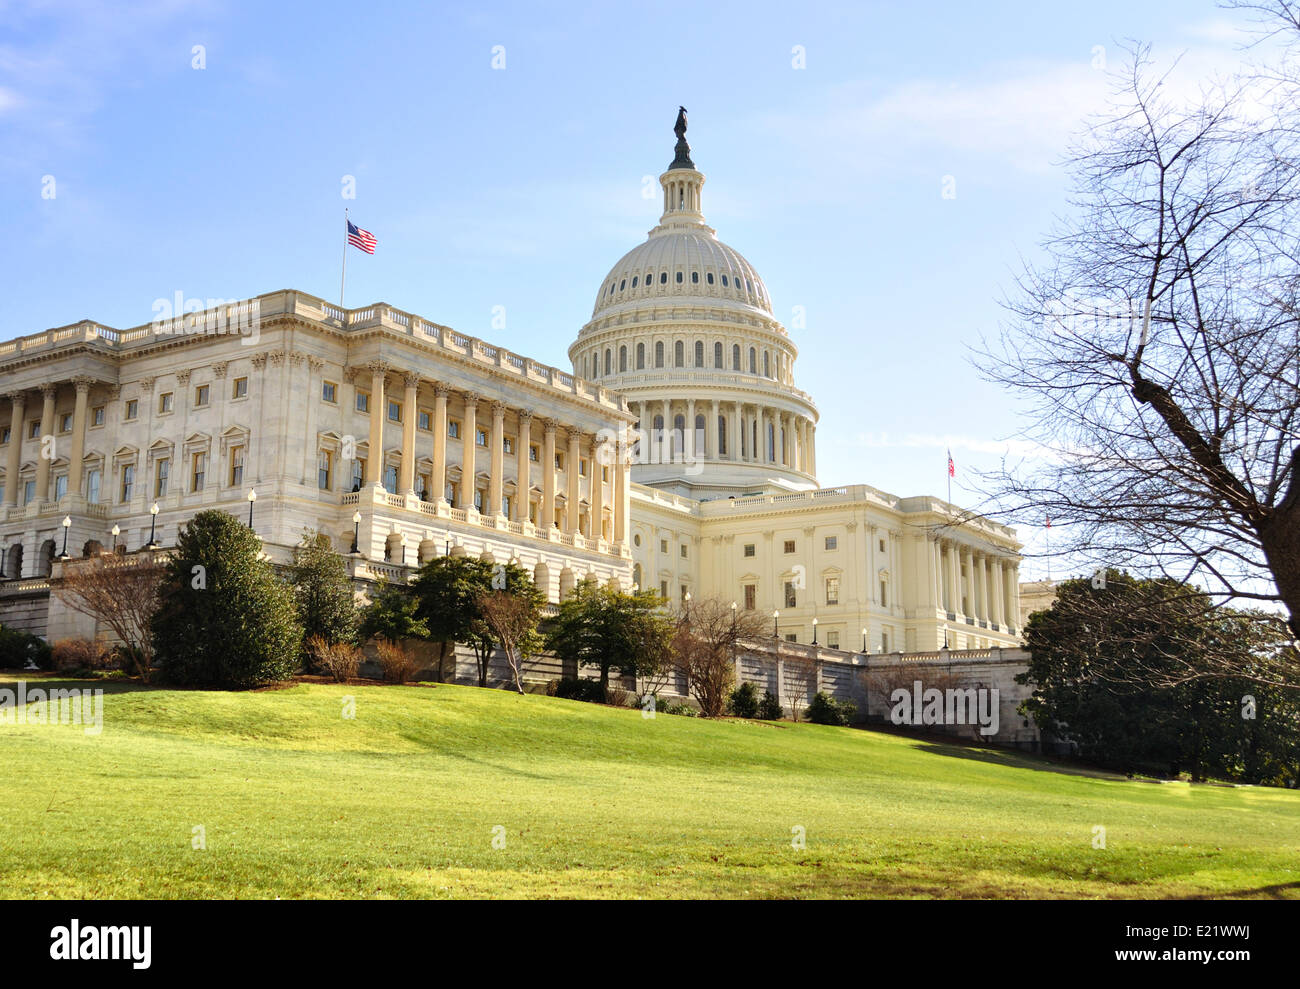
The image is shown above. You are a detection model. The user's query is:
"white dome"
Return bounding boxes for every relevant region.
[591,230,773,319]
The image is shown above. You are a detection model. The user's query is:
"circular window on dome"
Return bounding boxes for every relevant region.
[746,279,753,292]
[619,279,626,290]
[721,275,729,287]
[691,271,699,283]
[706,272,714,284]
[660,272,668,284]
[634,534,641,547]
[676,271,683,284]
[632,276,638,287]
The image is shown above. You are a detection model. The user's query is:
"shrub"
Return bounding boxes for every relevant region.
[728,682,760,718]
[306,635,362,682]
[375,637,421,684]
[806,692,857,726]
[551,677,607,703]
[0,625,52,670]
[605,685,630,708]
[757,690,784,720]
[151,509,302,688]
[665,702,698,717]
[52,637,111,672]
[291,531,359,657]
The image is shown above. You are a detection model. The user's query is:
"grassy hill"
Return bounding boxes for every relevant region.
[1,675,1297,899]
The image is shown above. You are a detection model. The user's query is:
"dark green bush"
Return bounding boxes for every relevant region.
[807,691,857,726]
[757,689,783,720]
[0,624,51,670]
[551,677,607,703]
[727,681,760,718]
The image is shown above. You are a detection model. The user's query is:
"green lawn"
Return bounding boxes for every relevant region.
[1,674,1297,899]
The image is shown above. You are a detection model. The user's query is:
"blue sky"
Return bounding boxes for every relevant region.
[0,0,1269,576]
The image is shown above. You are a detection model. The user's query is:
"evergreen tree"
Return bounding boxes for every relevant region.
[290,530,358,656]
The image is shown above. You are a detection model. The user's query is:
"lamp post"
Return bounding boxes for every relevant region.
[862,627,868,653]
[147,501,159,548]
[812,617,818,645]
[772,609,779,637]
[246,488,256,529]
[351,510,361,554]
[60,515,71,559]
[0,541,6,578]
[111,524,120,553]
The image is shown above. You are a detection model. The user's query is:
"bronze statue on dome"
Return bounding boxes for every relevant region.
[670,106,694,170]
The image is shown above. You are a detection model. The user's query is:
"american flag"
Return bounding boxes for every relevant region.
[347,219,376,254]
[947,449,955,478]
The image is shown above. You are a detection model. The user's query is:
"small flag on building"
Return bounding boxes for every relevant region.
[347,220,377,254]
[947,450,955,478]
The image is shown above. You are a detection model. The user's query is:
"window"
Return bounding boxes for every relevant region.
[233,377,248,399]
[706,272,714,284]
[743,543,755,558]
[674,340,684,367]
[0,427,8,444]
[827,630,840,650]
[784,582,798,608]
[694,341,704,366]
[476,428,487,447]
[655,341,664,368]
[120,464,134,502]
[54,474,67,499]
[448,419,460,439]
[825,536,838,550]
[743,584,756,610]
[660,538,668,554]
[675,271,683,284]
[785,633,798,643]
[356,391,370,413]
[659,272,667,284]
[722,275,729,286]
[155,457,169,497]
[880,581,888,607]
[732,344,741,370]
[659,580,669,599]
[473,488,483,511]
[318,450,331,490]
[504,437,514,455]
[882,631,890,653]
[826,577,840,606]
[229,446,245,487]
[529,443,539,462]
[879,538,886,552]
[748,348,757,374]
[691,271,699,284]
[418,409,431,431]
[619,346,627,372]
[636,343,645,369]
[59,413,73,433]
[23,479,35,504]
[191,453,206,492]
[679,543,687,559]
[92,406,106,426]
[87,469,101,504]
[554,452,565,470]
[604,350,612,375]
[194,384,209,407]
[322,381,337,403]
[714,341,723,368]
[783,540,795,554]
[388,400,402,423]
[29,420,41,438]
[352,459,365,492]
[383,464,398,494]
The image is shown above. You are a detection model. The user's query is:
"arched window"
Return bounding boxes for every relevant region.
[632,275,638,288]
[694,341,704,367]
[721,275,729,287]
[717,416,727,456]
[707,272,714,284]
[732,344,741,370]
[675,271,683,284]
[619,279,625,291]
[691,271,699,284]
[655,341,665,368]
[604,349,612,375]
[592,350,599,376]
[674,340,684,367]
[619,346,627,372]
[714,341,723,367]
[673,414,685,459]
[659,272,667,284]
[749,347,757,374]
[637,342,645,369]
[763,351,770,377]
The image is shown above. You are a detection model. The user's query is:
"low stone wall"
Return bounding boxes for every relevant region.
[0,578,51,639]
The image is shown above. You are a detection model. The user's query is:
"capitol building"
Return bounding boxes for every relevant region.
[0,113,1023,654]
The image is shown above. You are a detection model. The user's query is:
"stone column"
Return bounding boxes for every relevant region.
[946,540,960,615]
[5,392,26,506]
[566,429,581,532]
[541,420,556,529]
[461,393,478,510]
[975,552,987,623]
[661,398,671,464]
[709,399,720,460]
[758,407,769,462]
[728,402,740,461]
[366,363,387,487]
[514,410,532,523]
[35,383,57,502]
[590,433,604,541]
[399,372,419,495]
[686,398,697,462]
[614,438,629,544]
[992,557,1006,628]
[432,383,449,504]
[489,401,506,517]
[808,422,817,477]
[67,377,93,499]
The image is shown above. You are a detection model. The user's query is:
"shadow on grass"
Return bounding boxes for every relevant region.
[0,673,153,698]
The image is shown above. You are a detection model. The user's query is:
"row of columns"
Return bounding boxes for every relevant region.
[362,362,631,544]
[3,377,96,507]
[938,537,1018,630]
[628,398,815,475]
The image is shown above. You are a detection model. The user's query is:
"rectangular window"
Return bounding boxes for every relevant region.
[473,488,483,511]
[356,391,370,413]
[743,584,756,610]
[503,437,514,455]
[29,420,41,439]
[579,458,587,476]
[322,381,337,403]
[383,464,398,494]
[120,465,134,502]
[743,543,755,557]
[91,406,105,426]
[660,580,668,600]
[827,630,840,650]
[155,457,169,497]
[529,444,539,462]
[660,538,668,553]
[417,409,431,430]
[880,581,888,607]
[0,426,9,444]
[824,535,837,551]
[318,450,332,490]
[87,469,101,504]
[59,412,73,433]
[879,538,886,553]
[192,452,206,492]
[125,400,138,420]
[680,584,689,603]
[24,479,36,504]
[784,581,797,608]
[826,577,840,606]
[54,474,68,499]
[195,384,210,407]
[882,631,890,653]
[785,633,797,643]
[679,543,687,559]
[448,419,460,439]
[554,452,564,470]
[230,446,245,487]
[233,377,248,399]
[352,459,365,491]
[159,392,173,414]
[388,400,402,423]
[476,428,487,447]
[783,539,795,554]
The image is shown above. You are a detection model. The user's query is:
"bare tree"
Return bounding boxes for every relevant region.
[54,554,163,680]
[673,597,767,717]
[977,32,1300,642]
[475,590,542,694]
[782,653,815,722]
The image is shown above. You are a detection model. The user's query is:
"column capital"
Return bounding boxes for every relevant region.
[176,369,192,386]
[462,391,480,411]
[433,381,451,399]
[138,376,156,393]
[365,359,391,376]
[543,418,557,435]
[39,382,58,400]
[212,362,229,379]
[491,400,507,419]
[402,371,421,389]
[4,391,27,407]
[71,375,96,394]
[518,408,534,425]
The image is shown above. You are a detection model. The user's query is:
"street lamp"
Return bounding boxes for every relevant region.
[812,617,819,645]
[60,515,71,558]
[147,501,159,548]
[861,627,868,653]
[351,510,361,554]
[772,609,779,637]
[246,488,256,528]
[111,524,120,553]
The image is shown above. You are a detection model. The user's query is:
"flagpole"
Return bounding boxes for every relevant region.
[339,207,349,308]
